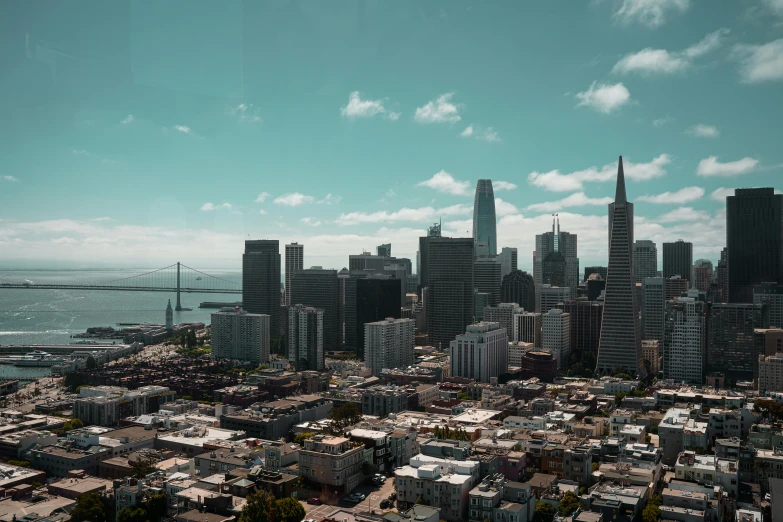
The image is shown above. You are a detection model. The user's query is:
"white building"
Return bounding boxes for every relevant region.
[664,294,706,384]
[498,247,518,280]
[758,354,783,393]
[508,341,534,368]
[288,304,324,371]
[449,322,508,383]
[542,309,570,370]
[210,308,270,364]
[484,303,523,339]
[538,284,572,314]
[514,312,541,346]
[284,242,304,307]
[364,317,415,376]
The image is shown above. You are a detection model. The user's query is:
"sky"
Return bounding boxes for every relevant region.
[1,0,782,273]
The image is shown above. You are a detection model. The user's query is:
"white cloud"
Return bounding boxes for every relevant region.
[763,0,783,16]
[657,206,711,223]
[575,82,631,113]
[335,203,472,226]
[710,187,735,202]
[387,112,401,121]
[340,91,398,120]
[121,114,134,124]
[732,39,783,83]
[91,217,112,222]
[52,237,77,245]
[612,0,691,28]
[414,93,462,124]
[255,192,271,203]
[526,192,613,212]
[200,202,233,211]
[300,217,321,227]
[418,170,471,196]
[3,176,19,182]
[638,186,705,204]
[696,156,759,177]
[528,154,671,192]
[72,149,89,156]
[229,103,261,123]
[493,181,517,191]
[460,125,474,137]
[438,203,473,216]
[653,116,673,127]
[478,127,501,143]
[613,49,689,75]
[274,193,315,206]
[259,209,268,215]
[687,124,719,138]
[174,125,192,134]
[684,29,731,59]
[318,194,341,205]
[494,198,520,217]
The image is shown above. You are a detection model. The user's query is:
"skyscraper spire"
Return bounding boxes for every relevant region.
[615,156,627,204]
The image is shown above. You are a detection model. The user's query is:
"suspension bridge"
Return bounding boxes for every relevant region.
[0,263,241,310]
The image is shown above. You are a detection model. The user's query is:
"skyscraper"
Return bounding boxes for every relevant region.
[563,298,603,356]
[663,292,706,384]
[500,269,536,312]
[356,276,401,359]
[498,247,518,280]
[693,259,713,294]
[754,283,783,329]
[290,268,340,350]
[426,237,474,349]
[663,240,693,283]
[542,309,571,370]
[449,322,507,382]
[473,180,498,256]
[211,308,270,364]
[535,216,578,309]
[515,312,542,346]
[642,277,665,345]
[364,317,415,377]
[483,303,523,338]
[727,188,783,303]
[633,240,658,283]
[284,243,304,307]
[596,157,642,376]
[474,256,501,307]
[716,247,729,303]
[417,221,442,297]
[583,266,608,282]
[288,305,324,371]
[708,303,769,384]
[243,240,281,337]
[377,243,391,257]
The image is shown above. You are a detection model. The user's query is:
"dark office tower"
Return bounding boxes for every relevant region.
[501,270,536,311]
[377,244,391,257]
[536,216,578,290]
[417,222,442,295]
[473,180,498,256]
[586,274,606,301]
[634,240,658,283]
[563,298,603,356]
[665,276,690,300]
[693,259,713,295]
[355,276,401,359]
[542,251,567,287]
[596,157,642,376]
[584,266,608,283]
[243,240,281,337]
[290,268,340,350]
[474,256,501,307]
[642,278,665,345]
[708,303,769,384]
[663,240,693,283]
[715,247,729,303]
[338,268,349,345]
[727,188,783,303]
[426,237,474,350]
[754,283,783,328]
[344,270,372,351]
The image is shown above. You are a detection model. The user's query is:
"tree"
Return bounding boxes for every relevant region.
[70,418,84,429]
[146,493,168,522]
[85,356,97,369]
[615,392,628,405]
[274,497,305,522]
[117,507,148,522]
[642,503,661,522]
[131,456,159,478]
[239,490,276,522]
[7,460,30,468]
[457,392,470,400]
[533,502,555,522]
[557,491,580,517]
[294,432,316,445]
[69,492,107,522]
[329,402,363,433]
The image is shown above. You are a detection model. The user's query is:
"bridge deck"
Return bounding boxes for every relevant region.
[0,284,241,294]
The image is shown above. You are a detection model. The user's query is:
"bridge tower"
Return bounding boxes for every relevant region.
[176,262,182,311]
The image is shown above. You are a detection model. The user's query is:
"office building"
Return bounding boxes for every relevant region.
[642,278,665,345]
[535,216,578,306]
[693,259,712,294]
[708,303,768,383]
[426,237,475,350]
[664,293,707,384]
[243,240,281,337]
[344,270,372,351]
[542,309,570,370]
[498,247,518,280]
[338,267,349,344]
[417,222,442,295]
[484,303,523,338]
[663,240,693,282]
[665,276,690,300]
[290,268,340,350]
[474,256,501,307]
[449,322,507,382]
[596,157,642,376]
[377,243,391,257]
[758,355,783,393]
[288,305,324,371]
[508,341,534,368]
[474,291,490,321]
[356,276,402,359]
[634,240,658,283]
[349,252,409,302]
[727,188,783,303]
[364,318,415,377]
[715,247,729,303]
[211,308,270,364]
[284,243,304,307]
[500,270,535,311]
[586,273,607,301]
[473,180,498,256]
[538,284,571,314]
[754,283,783,328]
[584,266,608,282]
[563,299,603,355]
[641,340,659,377]
[515,312,542,347]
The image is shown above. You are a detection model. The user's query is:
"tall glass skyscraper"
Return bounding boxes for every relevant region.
[473,180,497,256]
[243,240,281,337]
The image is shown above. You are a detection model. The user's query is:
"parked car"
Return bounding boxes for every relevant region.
[306,498,322,505]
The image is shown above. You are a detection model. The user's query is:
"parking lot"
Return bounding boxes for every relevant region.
[303,475,397,520]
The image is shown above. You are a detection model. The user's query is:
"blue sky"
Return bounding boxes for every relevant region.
[1,0,782,271]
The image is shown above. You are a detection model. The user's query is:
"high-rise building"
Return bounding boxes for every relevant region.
[288,304,324,371]
[498,247,518,280]
[474,256,501,307]
[284,243,304,307]
[165,299,173,331]
[663,240,693,283]
[715,247,729,304]
[727,188,783,303]
[586,274,606,301]
[290,268,340,350]
[538,284,571,314]
[542,309,571,370]
[641,340,660,377]
[563,299,603,356]
[417,222,442,295]
[596,157,642,376]
[243,240,281,337]
[211,308,270,364]
[758,354,783,393]
[708,303,769,384]
[364,317,415,377]
[356,276,401,359]
[583,266,608,283]
[500,270,535,312]
[515,312,542,347]
[634,240,658,283]
[663,292,706,384]
[542,251,567,288]
[377,244,391,257]
[665,276,689,300]
[474,291,491,322]
[473,180,498,256]
[642,277,665,345]
[449,322,507,382]
[693,259,713,294]
[754,283,783,328]
[483,303,523,338]
[535,216,578,306]
[344,270,372,351]
[338,268,349,345]
[426,237,475,349]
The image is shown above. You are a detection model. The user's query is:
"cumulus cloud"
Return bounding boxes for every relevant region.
[200,202,233,211]
[494,198,520,217]
[229,103,262,122]
[696,156,759,177]
[493,181,517,191]
[710,187,735,202]
[478,127,501,143]
[528,154,671,192]
[575,82,631,113]
[418,170,471,196]
[300,217,321,227]
[174,125,192,134]
[335,203,472,226]
[414,93,462,124]
[255,192,271,203]
[121,115,134,124]
[3,176,19,182]
[274,193,315,207]
[318,194,341,205]
[526,192,613,212]
[612,0,691,28]
[259,209,268,215]
[638,186,705,204]
[657,206,711,223]
[340,91,398,120]
[687,124,719,138]
[731,39,783,83]
[460,125,474,137]
[653,116,673,127]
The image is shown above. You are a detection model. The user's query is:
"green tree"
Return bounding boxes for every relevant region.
[7,460,30,468]
[533,501,555,522]
[457,392,470,400]
[131,456,158,478]
[70,418,84,429]
[239,490,276,522]
[329,402,363,432]
[274,497,306,522]
[557,491,580,517]
[642,503,661,522]
[117,507,148,522]
[294,432,316,445]
[69,492,107,522]
[615,392,628,405]
[146,493,168,522]
[85,356,97,369]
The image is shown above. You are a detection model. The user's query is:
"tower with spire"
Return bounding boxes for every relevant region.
[165,299,173,331]
[596,156,642,377]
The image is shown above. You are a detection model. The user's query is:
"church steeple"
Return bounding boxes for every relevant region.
[615,155,627,204]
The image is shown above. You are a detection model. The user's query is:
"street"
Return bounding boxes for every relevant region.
[303,475,397,520]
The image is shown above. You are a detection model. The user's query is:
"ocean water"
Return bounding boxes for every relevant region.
[0,268,242,347]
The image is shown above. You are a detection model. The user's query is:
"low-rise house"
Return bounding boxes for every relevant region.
[298,435,364,493]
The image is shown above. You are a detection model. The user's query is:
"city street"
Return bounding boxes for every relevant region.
[303,476,397,520]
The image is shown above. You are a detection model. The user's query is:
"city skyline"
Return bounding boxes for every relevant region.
[1,2,783,271]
